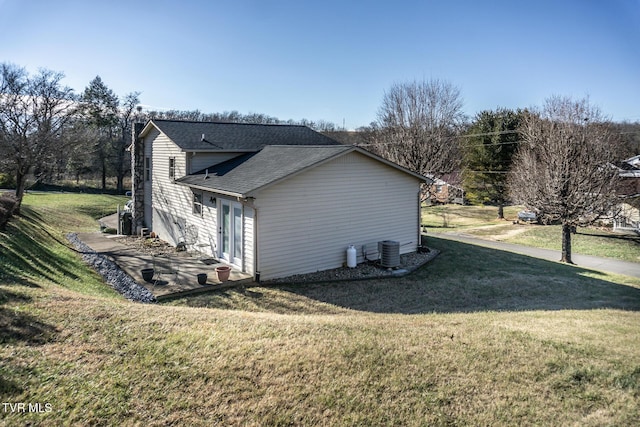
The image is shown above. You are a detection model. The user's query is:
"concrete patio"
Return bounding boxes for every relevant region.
[77,231,254,301]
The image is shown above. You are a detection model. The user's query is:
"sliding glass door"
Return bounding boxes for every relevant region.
[220,200,242,267]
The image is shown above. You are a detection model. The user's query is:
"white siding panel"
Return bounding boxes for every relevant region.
[149,131,185,244]
[146,131,254,271]
[148,131,218,256]
[243,206,255,275]
[255,151,421,280]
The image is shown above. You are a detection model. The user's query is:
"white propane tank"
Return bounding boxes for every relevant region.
[347,245,357,268]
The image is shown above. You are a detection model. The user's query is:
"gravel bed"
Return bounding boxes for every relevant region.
[264,249,439,285]
[67,233,156,303]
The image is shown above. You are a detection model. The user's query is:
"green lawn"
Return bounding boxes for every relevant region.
[1,194,639,426]
[422,203,522,230]
[506,225,640,263]
[0,193,127,297]
[22,191,129,232]
[423,204,640,262]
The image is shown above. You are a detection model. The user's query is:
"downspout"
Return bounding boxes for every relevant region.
[417,185,422,250]
[254,208,259,283]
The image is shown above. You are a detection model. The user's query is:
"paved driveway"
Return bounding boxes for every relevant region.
[432,233,640,278]
[98,213,118,229]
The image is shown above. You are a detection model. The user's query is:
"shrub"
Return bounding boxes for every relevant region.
[0,193,18,229]
[0,173,16,188]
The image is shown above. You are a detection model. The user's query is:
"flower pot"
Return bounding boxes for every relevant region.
[141,268,155,283]
[215,266,231,282]
[197,273,208,285]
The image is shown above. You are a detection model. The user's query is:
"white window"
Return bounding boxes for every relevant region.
[169,157,176,179]
[145,157,151,181]
[192,192,203,215]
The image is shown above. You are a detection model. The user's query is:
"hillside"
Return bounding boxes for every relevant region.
[1,193,639,426]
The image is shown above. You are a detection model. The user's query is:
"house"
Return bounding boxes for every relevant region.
[130,119,428,281]
[427,172,464,205]
[614,155,640,232]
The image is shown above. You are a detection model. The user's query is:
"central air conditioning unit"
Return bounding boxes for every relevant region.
[378,240,400,268]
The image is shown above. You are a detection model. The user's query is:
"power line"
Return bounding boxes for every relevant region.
[457,130,519,138]
[355,139,526,148]
[351,126,640,144]
[465,170,510,174]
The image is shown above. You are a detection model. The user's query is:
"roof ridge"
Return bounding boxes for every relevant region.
[264,144,351,148]
[151,118,310,128]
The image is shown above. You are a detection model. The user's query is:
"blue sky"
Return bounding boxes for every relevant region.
[1,0,638,129]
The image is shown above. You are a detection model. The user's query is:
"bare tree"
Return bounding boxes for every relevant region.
[64,121,97,183]
[508,96,620,264]
[372,78,466,198]
[145,108,339,131]
[614,121,640,158]
[0,63,75,213]
[114,92,140,192]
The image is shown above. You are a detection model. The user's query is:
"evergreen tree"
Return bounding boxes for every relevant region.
[462,108,523,218]
[81,76,119,190]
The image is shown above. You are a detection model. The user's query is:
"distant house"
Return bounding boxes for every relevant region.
[614,155,640,231]
[130,120,428,281]
[427,172,464,205]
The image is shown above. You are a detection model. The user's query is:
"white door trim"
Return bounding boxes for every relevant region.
[219,199,243,268]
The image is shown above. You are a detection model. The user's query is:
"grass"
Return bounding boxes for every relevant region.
[423,204,640,262]
[505,226,640,262]
[21,191,129,231]
[1,193,639,425]
[170,237,640,314]
[0,193,127,298]
[422,204,522,230]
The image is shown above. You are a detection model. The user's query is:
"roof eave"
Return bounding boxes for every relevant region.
[351,146,432,183]
[174,180,245,199]
[183,148,259,153]
[138,119,159,138]
[244,146,356,196]
[245,145,431,196]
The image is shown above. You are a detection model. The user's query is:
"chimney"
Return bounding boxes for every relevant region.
[131,122,145,233]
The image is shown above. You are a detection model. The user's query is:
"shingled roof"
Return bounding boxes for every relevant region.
[175,145,354,197]
[140,119,342,151]
[176,145,428,197]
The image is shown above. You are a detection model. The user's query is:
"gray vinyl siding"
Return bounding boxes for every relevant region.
[254,151,420,280]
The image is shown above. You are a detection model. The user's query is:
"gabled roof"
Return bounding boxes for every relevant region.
[625,155,640,167]
[427,171,463,189]
[176,145,429,198]
[139,119,342,151]
[616,156,640,178]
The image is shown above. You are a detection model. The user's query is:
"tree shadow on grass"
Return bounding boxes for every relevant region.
[0,209,84,286]
[0,307,58,345]
[579,229,640,245]
[0,285,58,397]
[279,238,640,314]
[0,287,57,345]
